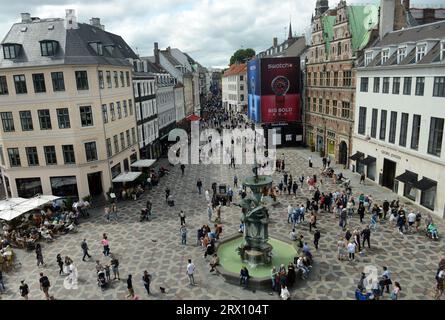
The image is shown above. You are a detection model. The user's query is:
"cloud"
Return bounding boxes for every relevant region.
[0,0,444,67]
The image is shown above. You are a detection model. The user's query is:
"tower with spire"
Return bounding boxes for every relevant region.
[288,21,293,40]
[315,0,329,16]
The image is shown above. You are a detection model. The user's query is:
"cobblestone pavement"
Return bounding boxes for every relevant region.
[1,147,444,300]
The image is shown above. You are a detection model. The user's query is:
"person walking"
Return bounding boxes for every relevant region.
[233,175,238,188]
[299,175,304,188]
[313,229,321,250]
[380,266,392,294]
[292,181,298,197]
[308,156,312,168]
[207,205,213,222]
[56,254,64,275]
[180,226,187,245]
[165,188,170,203]
[186,259,196,286]
[309,213,317,232]
[35,244,45,267]
[110,255,120,280]
[197,179,203,194]
[81,239,92,261]
[180,163,185,176]
[39,272,51,300]
[327,155,331,167]
[287,204,293,224]
[101,234,110,256]
[361,226,371,249]
[126,275,134,299]
[104,205,111,222]
[358,203,365,224]
[360,172,366,185]
[142,271,151,295]
[391,282,402,300]
[179,210,186,226]
[347,242,356,261]
[19,280,29,300]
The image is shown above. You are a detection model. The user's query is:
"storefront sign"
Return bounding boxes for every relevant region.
[381,150,401,160]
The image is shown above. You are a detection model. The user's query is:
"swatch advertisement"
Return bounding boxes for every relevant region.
[260,57,300,124]
[247,59,261,123]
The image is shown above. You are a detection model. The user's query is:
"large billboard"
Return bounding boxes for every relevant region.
[260,57,300,124]
[247,59,261,123]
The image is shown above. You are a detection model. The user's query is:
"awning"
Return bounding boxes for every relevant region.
[413,177,437,191]
[395,171,418,185]
[0,198,28,210]
[362,156,376,166]
[349,152,364,161]
[112,172,142,183]
[130,159,156,168]
[0,195,61,221]
[186,114,201,122]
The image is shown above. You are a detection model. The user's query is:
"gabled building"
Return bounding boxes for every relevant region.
[222,63,247,113]
[0,11,139,200]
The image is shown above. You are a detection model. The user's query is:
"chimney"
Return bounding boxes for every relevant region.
[273,37,278,47]
[65,9,78,30]
[154,42,160,65]
[21,13,31,23]
[90,17,105,30]
[379,0,396,40]
[402,0,410,12]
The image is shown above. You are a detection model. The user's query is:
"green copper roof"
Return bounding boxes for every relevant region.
[322,15,336,55]
[347,5,379,51]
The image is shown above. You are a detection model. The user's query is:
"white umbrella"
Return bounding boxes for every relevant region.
[0,198,28,210]
[21,195,61,208]
[0,206,31,221]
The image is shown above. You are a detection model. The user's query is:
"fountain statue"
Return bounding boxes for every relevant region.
[235,162,273,265]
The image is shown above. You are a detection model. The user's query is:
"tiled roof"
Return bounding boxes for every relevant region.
[161,50,182,66]
[222,63,246,77]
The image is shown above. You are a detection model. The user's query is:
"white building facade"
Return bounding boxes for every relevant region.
[351,21,445,218]
[222,64,247,113]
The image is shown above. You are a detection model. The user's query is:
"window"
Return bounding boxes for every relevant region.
[114,71,119,87]
[392,77,400,94]
[26,147,39,166]
[44,146,57,165]
[411,115,421,150]
[110,103,115,121]
[117,102,122,119]
[106,138,112,157]
[325,100,330,115]
[381,49,390,64]
[415,77,425,96]
[50,176,78,198]
[19,111,33,131]
[40,41,57,56]
[341,101,350,119]
[332,100,337,117]
[131,127,136,145]
[113,135,119,153]
[16,178,42,198]
[333,71,338,87]
[441,42,445,61]
[78,106,93,127]
[75,71,89,90]
[120,132,125,150]
[0,76,8,95]
[14,75,27,94]
[318,98,323,113]
[98,71,104,89]
[7,148,20,167]
[403,171,418,201]
[89,42,103,55]
[397,47,406,64]
[106,71,112,88]
[0,146,4,165]
[102,105,108,123]
[126,130,131,147]
[32,73,46,93]
[427,117,444,157]
[403,77,412,95]
[3,44,20,59]
[240,75,244,81]
[84,142,98,162]
[240,94,245,101]
[399,113,409,147]
[119,71,125,87]
[373,77,380,93]
[126,71,130,87]
[307,97,311,111]
[420,179,437,210]
[62,145,75,164]
[379,110,387,140]
[337,42,342,56]
[307,73,311,86]
[371,109,378,138]
[389,111,397,143]
[1,112,15,132]
[416,44,426,62]
[319,72,324,86]
[360,77,369,92]
[433,77,445,97]
[312,98,317,112]
[382,77,390,94]
[364,52,373,66]
[38,109,52,130]
[358,107,366,135]
[122,100,128,117]
[55,108,70,129]
[129,99,133,116]
[326,72,330,86]
[51,72,65,91]
[343,71,351,87]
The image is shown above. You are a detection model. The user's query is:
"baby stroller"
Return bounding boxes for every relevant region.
[97,270,108,291]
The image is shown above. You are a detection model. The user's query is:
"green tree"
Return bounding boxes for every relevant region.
[229,48,256,65]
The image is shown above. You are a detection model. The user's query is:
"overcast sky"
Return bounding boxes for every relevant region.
[0,0,443,68]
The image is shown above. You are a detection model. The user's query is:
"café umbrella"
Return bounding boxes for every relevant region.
[0,205,32,221]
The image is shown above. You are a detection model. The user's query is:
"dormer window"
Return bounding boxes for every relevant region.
[416,44,426,62]
[104,44,115,55]
[365,52,373,66]
[89,42,103,56]
[40,40,58,57]
[397,47,407,64]
[3,43,22,59]
[381,49,390,64]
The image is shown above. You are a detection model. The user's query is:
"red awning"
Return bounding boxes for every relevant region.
[186,114,201,121]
